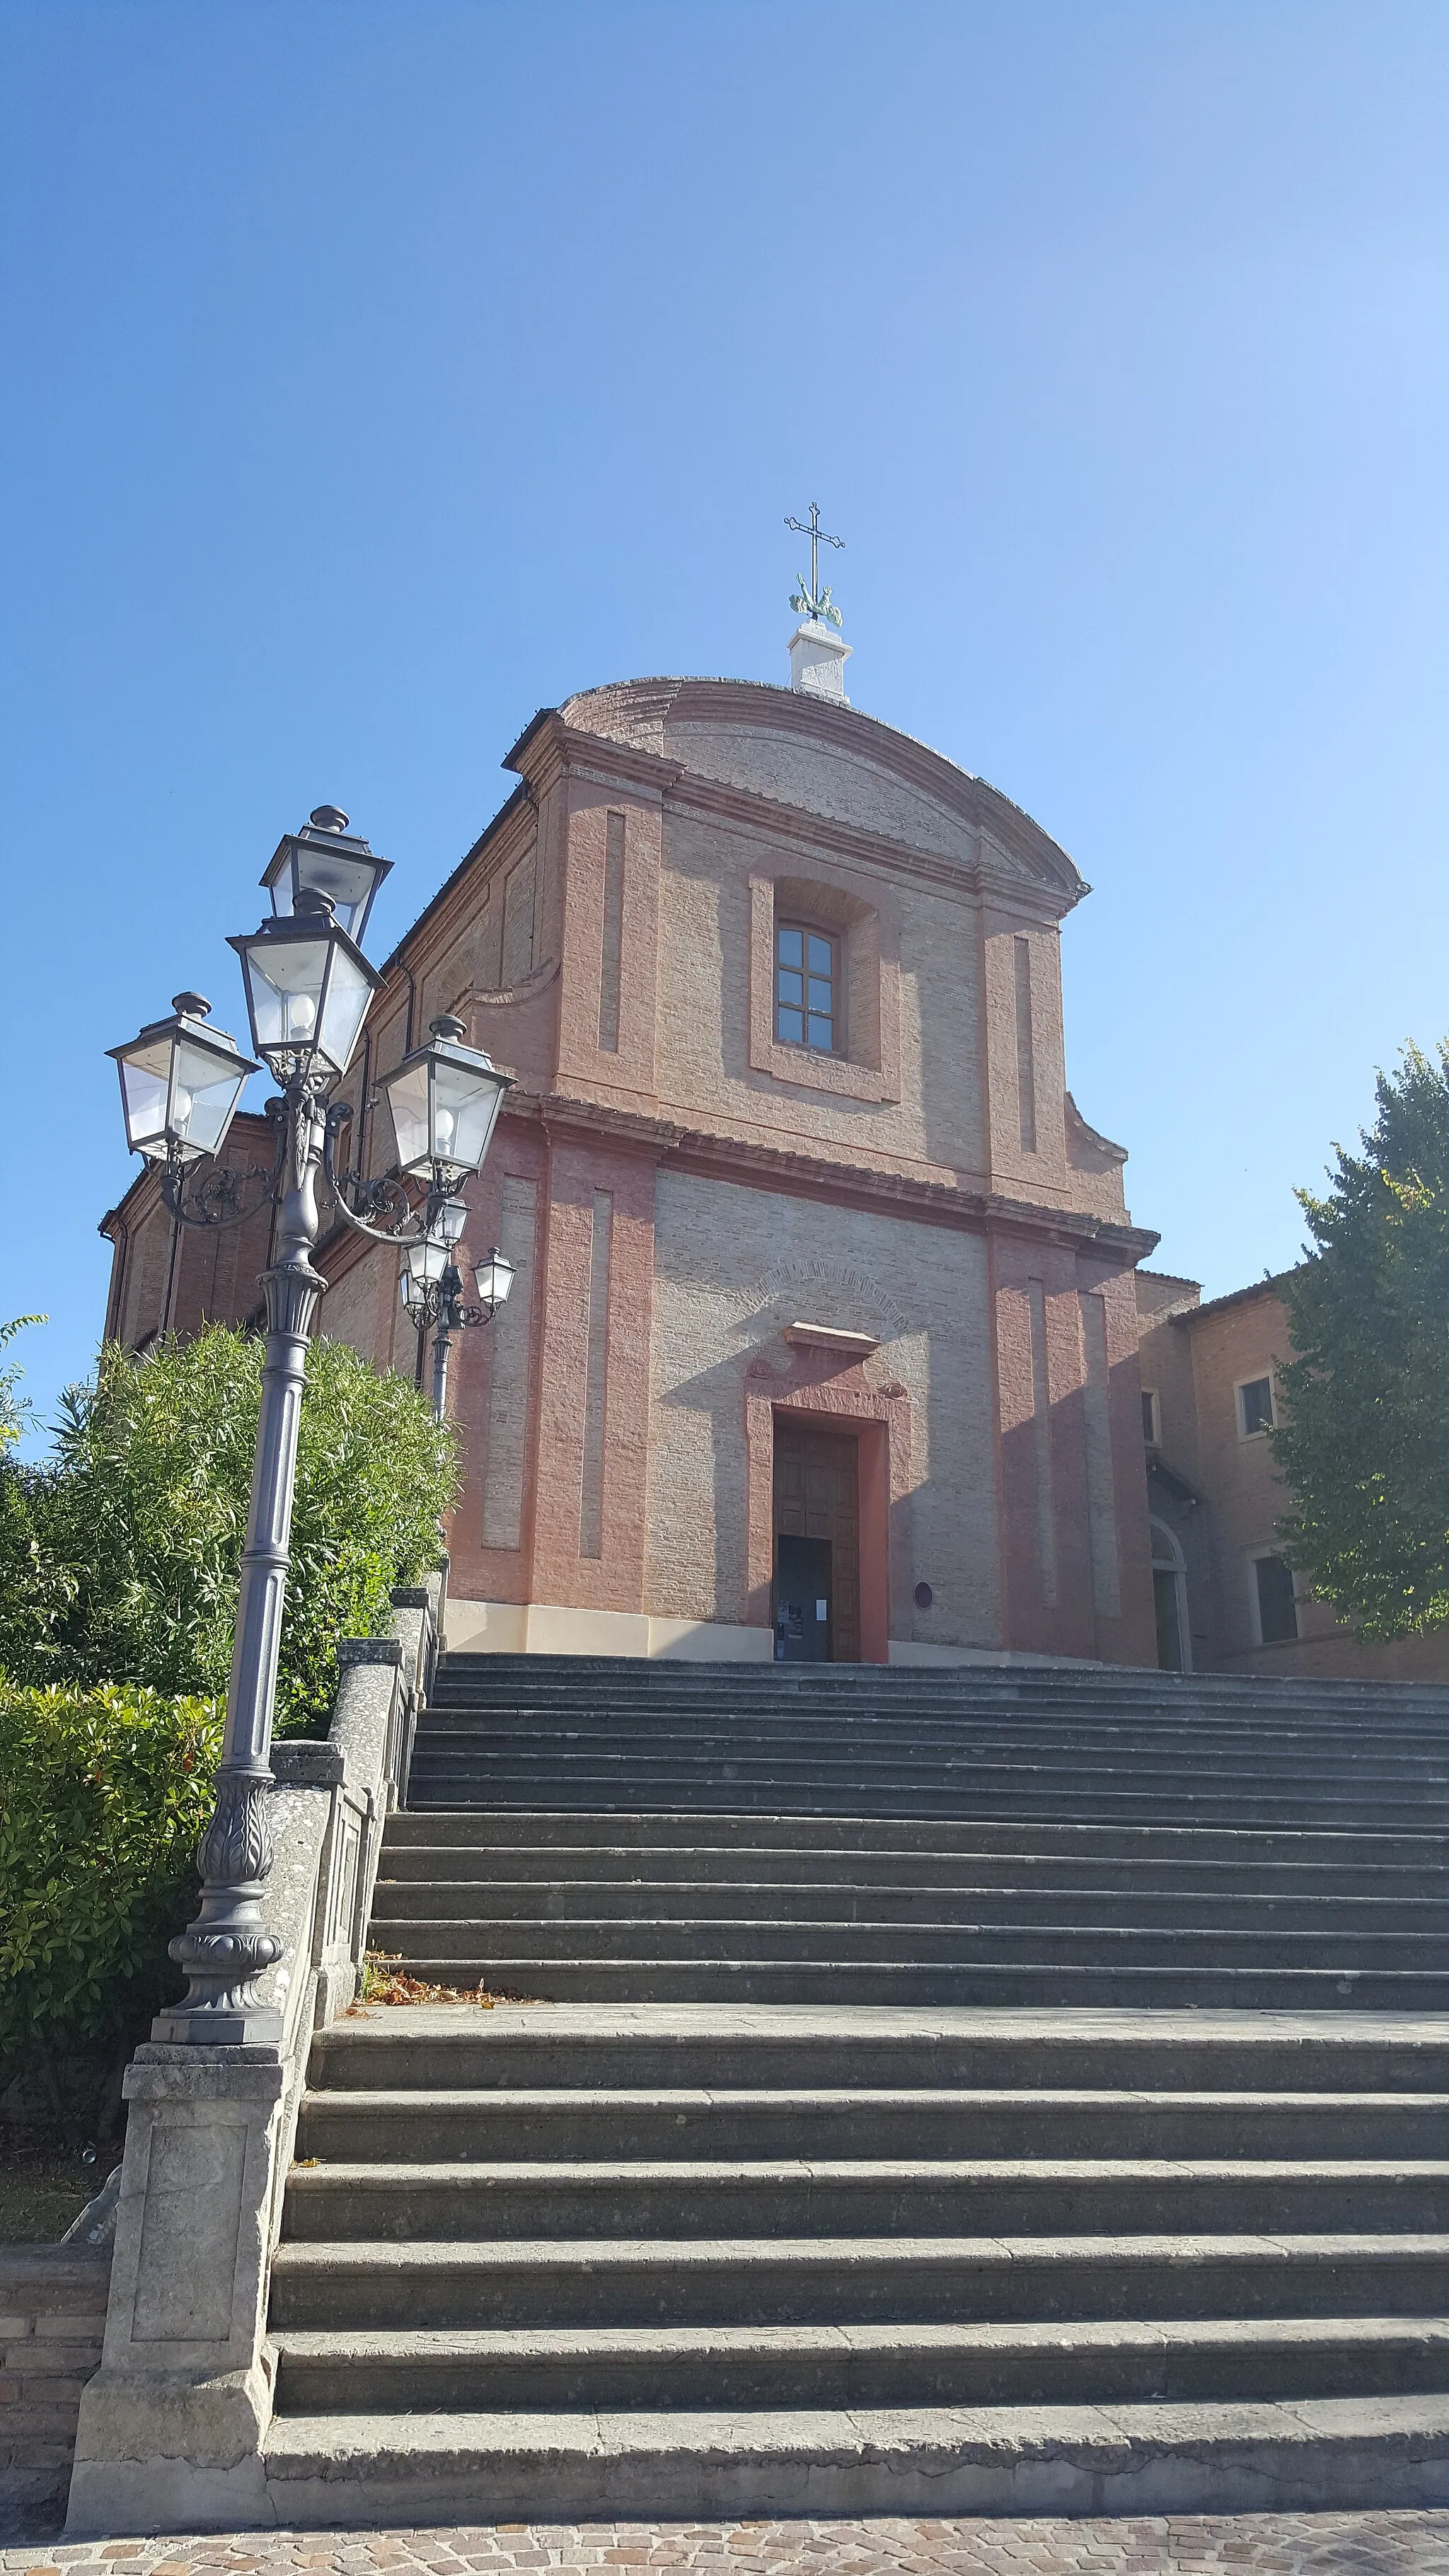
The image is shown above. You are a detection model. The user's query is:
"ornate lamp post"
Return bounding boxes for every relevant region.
[108,812,512,2045]
[400,1220,516,1419]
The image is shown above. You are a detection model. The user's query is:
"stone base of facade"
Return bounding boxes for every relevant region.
[443,1600,776,1660]
[443,1598,1102,1668]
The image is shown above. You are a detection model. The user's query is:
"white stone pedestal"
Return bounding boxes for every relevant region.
[788,618,853,703]
[66,2043,285,2534]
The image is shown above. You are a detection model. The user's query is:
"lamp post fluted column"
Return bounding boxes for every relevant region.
[153,1078,327,2045]
[431,1295,454,1422]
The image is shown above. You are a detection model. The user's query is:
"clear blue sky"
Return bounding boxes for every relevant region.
[4,1,1448,1439]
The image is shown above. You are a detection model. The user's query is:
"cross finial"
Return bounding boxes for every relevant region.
[786,502,844,628]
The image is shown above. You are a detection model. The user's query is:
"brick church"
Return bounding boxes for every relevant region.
[100,610,1449,1683]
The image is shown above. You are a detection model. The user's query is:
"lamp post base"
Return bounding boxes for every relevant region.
[150,2003,285,2047]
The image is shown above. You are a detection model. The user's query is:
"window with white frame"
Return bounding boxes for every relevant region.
[1249,1549,1298,1646]
[1237,1375,1275,1438]
[1141,1387,1160,1445]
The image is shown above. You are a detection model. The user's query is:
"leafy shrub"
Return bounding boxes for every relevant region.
[0,1680,223,2055]
[0,1325,457,1731]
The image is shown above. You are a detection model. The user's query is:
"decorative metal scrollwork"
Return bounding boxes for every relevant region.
[158,1108,287,1232]
[321,1100,446,1247]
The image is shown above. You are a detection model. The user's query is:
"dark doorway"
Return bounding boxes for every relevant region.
[775,1533,833,1662]
[773,1420,862,1660]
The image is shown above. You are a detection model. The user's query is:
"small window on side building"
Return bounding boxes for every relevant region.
[775,924,837,1053]
[1141,1388,1160,1445]
[1237,1375,1275,1438]
[1252,1552,1298,1645]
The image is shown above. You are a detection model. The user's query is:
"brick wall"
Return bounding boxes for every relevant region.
[647,1169,1000,1651]
[0,2245,110,2513]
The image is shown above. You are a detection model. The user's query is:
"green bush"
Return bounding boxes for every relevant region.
[0,1680,223,2055]
[0,1324,458,1731]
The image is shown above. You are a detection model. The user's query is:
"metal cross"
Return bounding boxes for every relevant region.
[786,502,844,623]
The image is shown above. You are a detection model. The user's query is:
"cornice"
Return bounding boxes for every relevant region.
[508,708,683,806]
[508,1087,1156,1264]
[506,714,1074,919]
[550,676,1087,913]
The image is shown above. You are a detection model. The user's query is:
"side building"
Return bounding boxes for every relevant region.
[1137,1271,1449,1682]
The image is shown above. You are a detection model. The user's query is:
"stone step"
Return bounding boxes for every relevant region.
[412,1690,1443,1751]
[278,2156,1449,2243]
[306,2012,1449,2094]
[364,1955,1449,2007]
[269,2312,1449,2415]
[418,1704,1449,1759]
[376,1839,1449,1895]
[268,2229,1449,2330]
[421,1712,1449,1751]
[410,1731,1449,1793]
[369,1875,1449,1929]
[258,2391,1449,2520]
[268,1653,1449,2521]
[403,1767,1449,1827]
[292,2085,1449,2165]
[431,1652,1449,1705]
[382,1808,1448,1862]
[370,1912,1449,1968]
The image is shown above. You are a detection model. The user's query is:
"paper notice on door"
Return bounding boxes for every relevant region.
[816,1600,827,1620]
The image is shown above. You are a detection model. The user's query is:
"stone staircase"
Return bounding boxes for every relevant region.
[261,1656,1449,2519]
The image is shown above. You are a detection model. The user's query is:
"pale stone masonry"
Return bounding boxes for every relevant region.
[98,640,1446,1679]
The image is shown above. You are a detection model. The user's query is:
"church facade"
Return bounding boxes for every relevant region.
[105,631,1167,1668]
[103,628,1442,1677]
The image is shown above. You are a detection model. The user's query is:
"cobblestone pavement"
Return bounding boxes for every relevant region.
[4,2515,1449,2575]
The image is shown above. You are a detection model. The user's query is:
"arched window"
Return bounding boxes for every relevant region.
[1149,1518,1191,1673]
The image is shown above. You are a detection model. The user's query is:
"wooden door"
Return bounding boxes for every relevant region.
[773,1421,861,1662]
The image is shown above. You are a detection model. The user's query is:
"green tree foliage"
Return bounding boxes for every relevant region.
[0,1682,223,2054]
[0,1314,44,1452]
[1276,1042,1449,1638]
[0,1324,457,1730]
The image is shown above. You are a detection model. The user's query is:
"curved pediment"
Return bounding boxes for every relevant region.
[553,675,1087,913]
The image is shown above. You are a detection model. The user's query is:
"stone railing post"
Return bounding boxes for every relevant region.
[66,1578,439,2536]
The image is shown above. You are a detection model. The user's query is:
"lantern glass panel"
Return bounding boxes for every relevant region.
[403,1234,449,1288]
[284,848,381,940]
[240,929,374,1078]
[241,933,333,1062]
[171,1029,250,1160]
[382,1056,432,1175]
[473,1248,516,1308]
[430,1056,508,1177]
[115,1022,250,1162]
[313,940,374,1078]
[117,1036,173,1160]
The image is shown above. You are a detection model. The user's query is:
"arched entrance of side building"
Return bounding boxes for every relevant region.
[1150,1515,1191,1672]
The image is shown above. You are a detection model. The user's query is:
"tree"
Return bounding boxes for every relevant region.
[1276,1042,1449,1638]
[0,1312,44,1450]
[0,1324,458,1728]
